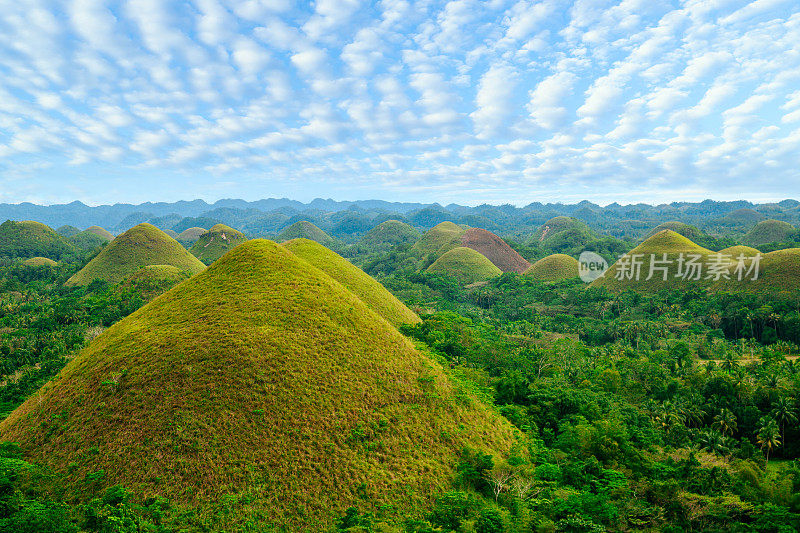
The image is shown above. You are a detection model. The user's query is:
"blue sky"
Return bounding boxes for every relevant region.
[1,0,799,206]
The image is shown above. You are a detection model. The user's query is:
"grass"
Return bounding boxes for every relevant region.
[22,257,58,267]
[531,216,590,244]
[360,220,420,249]
[743,219,796,246]
[117,265,190,302]
[278,220,335,246]
[0,220,75,261]
[524,254,579,281]
[282,238,421,327]
[56,225,81,238]
[714,247,800,296]
[177,227,207,243]
[1,239,515,530]
[188,224,248,265]
[426,246,502,285]
[411,221,466,257]
[460,228,530,273]
[645,221,704,241]
[85,226,114,241]
[65,223,206,286]
[718,245,761,257]
[163,229,179,239]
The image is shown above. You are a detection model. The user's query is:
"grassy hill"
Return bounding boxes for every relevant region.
[591,230,716,292]
[277,220,335,246]
[281,238,420,327]
[65,223,206,286]
[188,224,248,265]
[718,245,761,257]
[645,221,704,241]
[117,264,190,302]
[177,227,207,244]
[69,230,109,252]
[22,256,57,267]
[56,225,81,238]
[714,248,800,297]
[524,254,579,282]
[411,221,466,257]
[460,228,530,273]
[0,220,74,260]
[719,208,765,228]
[361,220,420,249]
[163,229,180,239]
[743,219,796,246]
[426,246,502,284]
[85,225,114,241]
[530,216,592,250]
[0,239,514,530]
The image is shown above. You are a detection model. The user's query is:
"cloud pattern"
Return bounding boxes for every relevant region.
[1,0,799,204]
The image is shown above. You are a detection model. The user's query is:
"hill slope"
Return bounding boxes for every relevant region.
[65,223,206,286]
[282,238,420,326]
[188,224,248,264]
[426,246,502,284]
[524,254,579,282]
[411,221,466,257]
[0,220,74,260]
[85,225,114,241]
[278,220,335,246]
[742,219,796,246]
[361,220,420,249]
[0,239,514,530]
[117,265,191,302]
[176,227,207,244]
[460,228,530,273]
[645,221,704,241]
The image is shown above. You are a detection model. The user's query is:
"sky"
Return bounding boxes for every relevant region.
[1,0,799,207]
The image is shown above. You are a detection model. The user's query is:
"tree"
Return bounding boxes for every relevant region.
[771,397,797,445]
[756,416,782,461]
[698,429,731,456]
[712,408,738,437]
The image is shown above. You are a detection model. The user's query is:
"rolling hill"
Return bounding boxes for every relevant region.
[188,224,248,264]
[531,216,592,249]
[65,223,206,286]
[460,227,530,273]
[742,219,796,246]
[0,220,74,260]
[524,254,579,282]
[56,225,81,238]
[411,221,466,257]
[0,239,514,530]
[22,256,57,267]
[176,226,207,244]
[426,246,502,284]
[277,220,335,246]
[360,220,420,249]
[281,238,420,327]
[85,225,114,241]
[645,221,704,241]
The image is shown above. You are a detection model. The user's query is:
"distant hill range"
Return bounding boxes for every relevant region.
[3,198,799,244]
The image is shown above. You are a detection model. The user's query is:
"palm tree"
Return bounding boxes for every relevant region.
[756,416,781,461]
[712,408,738,437]
[698,429,731,456]
[771,397,797,444]
[721,351,739,372]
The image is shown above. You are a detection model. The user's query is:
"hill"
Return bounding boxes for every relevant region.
[56,225,81,238]
[0,239,514,530]
[163,229,180,239]
[524,254,579,282]
[22,256,57,267]
[176,227,207,244]
[645,221,704,241]
[188,224,248,265]
[360,220,420,249]
[530,216,592,251]
[460,227,530,273]
[65,223,206,286]
[68,230,109,252]
[718,245,761,258]
[0,220,75,261]
[426,247,502,284]
[277,220,335,246]
[719,208,765,227]
[281,238,420,327]
[591,230,716,292]
[411,221,466,257]
[743,219,796,246]
[85,225,114,241]
[713,248,800,297]
[117,264,190,302]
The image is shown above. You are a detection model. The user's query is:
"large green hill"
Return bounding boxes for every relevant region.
[282,238,420,327]
[411,221,466,257]
[0,220,74,260]
[742,219,796,246]
[645,221,704,241]
[460,227,530,273]
[85,225,114,241]
[65,223,206,286]
[277,220,335,246]
[426,246,502,284]
[0,239,514,530]
[188,224,248,264]
[360,220,420,249]
[524,254,579,282]
[530,216,592,249]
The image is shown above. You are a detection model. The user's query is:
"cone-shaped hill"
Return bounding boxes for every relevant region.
[65,223,206,287]
[84,225,114,241]
[188,224,248,265]
[645,221,703,241]
[426,246,502,284]
[177,226,207,244]
[524,254,579,282]
[713,248,800,297]
[0,220,74,260]
[461,228,530,273]
[531,216,591,245]
[22,256,58,267]
[56,225,81,238]
[0,239,514,530]
[163,228,180,239]
[282,238,420,327]
[718,245,761,258]
[411,221,466,257]
[277,220,335,246]
[743,219,796,246]
[360,220,420,249]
